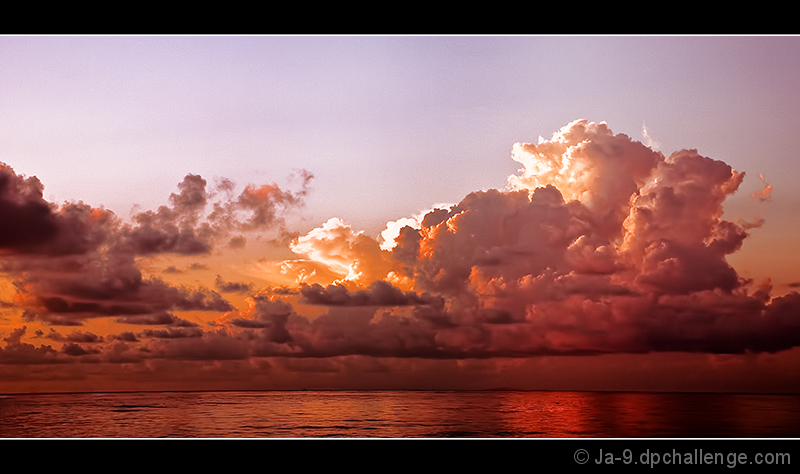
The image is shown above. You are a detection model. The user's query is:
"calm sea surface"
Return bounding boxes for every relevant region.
[0,390,799,438]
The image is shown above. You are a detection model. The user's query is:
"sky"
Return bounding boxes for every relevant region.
[1,35,800,394]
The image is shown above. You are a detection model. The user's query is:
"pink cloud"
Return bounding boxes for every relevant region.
[1,120,799,374]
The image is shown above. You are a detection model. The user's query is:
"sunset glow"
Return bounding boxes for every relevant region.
[1,35,800,397]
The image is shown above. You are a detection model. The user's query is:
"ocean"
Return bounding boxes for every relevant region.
[0,390,799,438]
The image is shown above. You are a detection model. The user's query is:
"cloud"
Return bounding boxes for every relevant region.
[0,163,310,327]
[256,119,800,359]
[40,329,104,343]
[0,326,60,364]
[751,172,773,202]
[15,265,234,325]
[289,217,392,286]
[0,165,59,250]
[116,312,199,327]
[299,280,444,307]
[215,275,252,294]
[1,120,799,370]
[641,122,661,151]
[0,166,118,257]
[508,119,662,240]
[207,169,313,235]
[145,329,251,361]
[139,327,205,339]
[122,171,312,256]
[61,342,100,356]
[224,294,295,344]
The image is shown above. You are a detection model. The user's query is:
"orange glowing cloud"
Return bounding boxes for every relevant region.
[247,119,800,360]
[289,217,393,287]
[1,119,799,385]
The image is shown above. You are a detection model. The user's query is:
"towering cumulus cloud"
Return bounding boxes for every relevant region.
[2,120,799,383]
[275,119,800,358]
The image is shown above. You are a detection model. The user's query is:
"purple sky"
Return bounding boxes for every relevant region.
[2,36,796,224]
[3,35,796,285]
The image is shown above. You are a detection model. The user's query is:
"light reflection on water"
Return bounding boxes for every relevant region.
[0,390,798,438]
